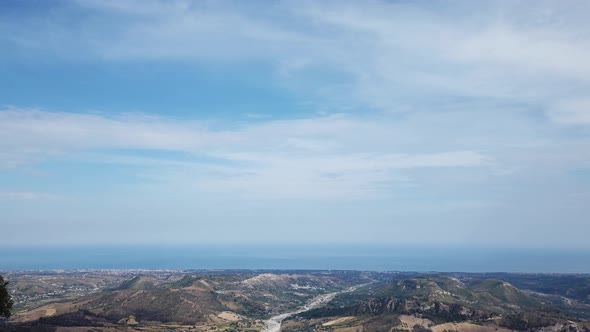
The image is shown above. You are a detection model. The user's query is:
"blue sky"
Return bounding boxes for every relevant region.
[1,0,590,247]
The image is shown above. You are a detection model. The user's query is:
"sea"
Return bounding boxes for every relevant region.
[1,245,589,273]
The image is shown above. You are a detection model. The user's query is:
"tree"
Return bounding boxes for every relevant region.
[0,275,13,318]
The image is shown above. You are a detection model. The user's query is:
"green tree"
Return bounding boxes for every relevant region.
[0,275,13,318]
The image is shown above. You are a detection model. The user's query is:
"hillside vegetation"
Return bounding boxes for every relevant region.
[3,271,590,332]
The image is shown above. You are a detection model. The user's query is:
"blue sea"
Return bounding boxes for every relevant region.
[0,246,589,273]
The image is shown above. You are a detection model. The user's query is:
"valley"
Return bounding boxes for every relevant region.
[1,270,589,331]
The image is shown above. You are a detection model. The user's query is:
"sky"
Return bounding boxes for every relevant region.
[1,0,589,248]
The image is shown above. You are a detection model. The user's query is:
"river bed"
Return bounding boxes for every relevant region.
[261,283,367,332]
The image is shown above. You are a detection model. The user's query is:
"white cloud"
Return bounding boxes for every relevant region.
[4,1,590,116]
[295,1,590,112]
[0,191,64,200]
[548,99,590,124]
[0,108,490,199]
[0,108,228,153]
[200,151,486,199]
[2,1,590,246]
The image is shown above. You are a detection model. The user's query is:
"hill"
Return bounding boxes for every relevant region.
[4,271,590,331]
[293,275,590,331]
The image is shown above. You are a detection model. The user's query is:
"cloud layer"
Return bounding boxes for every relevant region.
[0,108,490,200]
[1,1,590,246]
[3,1,590,121]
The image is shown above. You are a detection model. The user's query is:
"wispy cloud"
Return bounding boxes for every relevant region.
[2,105,587,201]
[548,99,590,124]
[0,108,492,199]
[0,191,64,200]
[3,1,589,123]
[2,1,590,246]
